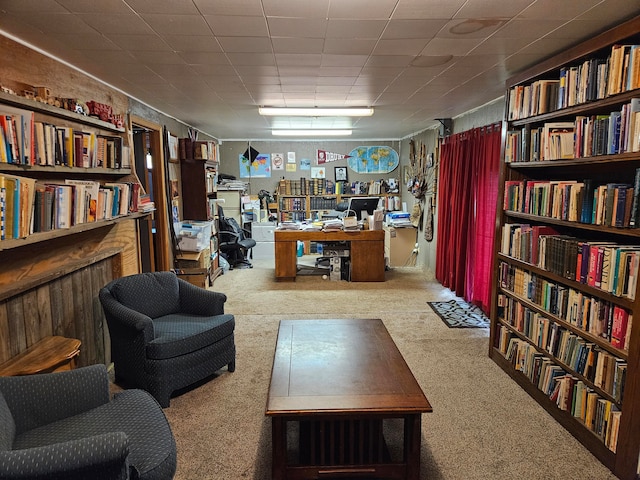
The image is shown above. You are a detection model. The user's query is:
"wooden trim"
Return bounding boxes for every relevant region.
[0,248,122,302]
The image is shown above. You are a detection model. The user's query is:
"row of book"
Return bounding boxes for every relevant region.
[498,330,621,452]
[0,104,126,168]
[309,196,338,210]
[508,43,640,120]
[0,173,148,241]
[277,178,399,197]
[499,296,627,402]
[505,99,640,163]
[498,262,633,350]
[500,224,640,299]
[503,175,640,229]
[178,138,217,161]
[278,196,305,212]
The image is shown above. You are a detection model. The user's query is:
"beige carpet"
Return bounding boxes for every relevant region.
[162,257,618,480]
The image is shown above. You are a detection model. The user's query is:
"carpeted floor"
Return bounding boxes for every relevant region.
[161,257,618,480]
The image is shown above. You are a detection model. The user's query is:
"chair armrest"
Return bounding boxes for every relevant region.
[0,432,130,480]
[99,289,155,341]
[219,231,240,243]
[177,279,227,316]
[0,365,111,434]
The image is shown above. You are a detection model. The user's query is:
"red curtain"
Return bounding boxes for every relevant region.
[436,123,501,314]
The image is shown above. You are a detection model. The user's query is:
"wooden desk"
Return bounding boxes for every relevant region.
[266,319,432,480]
[0,336,81,376]
[274,229,385,281]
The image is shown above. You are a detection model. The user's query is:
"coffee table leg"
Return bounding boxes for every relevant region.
[404,414,422,480]
[272,417,286,479]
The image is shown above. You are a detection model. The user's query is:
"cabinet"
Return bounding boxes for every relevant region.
[491,16,640,480]
[384,225,417,267]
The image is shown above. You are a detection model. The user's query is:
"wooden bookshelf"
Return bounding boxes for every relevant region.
[491,15,640,480]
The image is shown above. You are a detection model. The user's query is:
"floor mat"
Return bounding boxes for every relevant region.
[427,299,490,328]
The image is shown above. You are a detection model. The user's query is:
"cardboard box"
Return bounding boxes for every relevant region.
[175,248,211,270]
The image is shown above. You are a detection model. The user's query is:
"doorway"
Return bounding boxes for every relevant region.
[129,116,171,272]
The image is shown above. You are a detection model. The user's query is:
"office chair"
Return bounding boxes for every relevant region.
[218,205,256,269]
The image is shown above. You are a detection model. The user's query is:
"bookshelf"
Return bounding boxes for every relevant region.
[178,138,220,277]
[276,177,400,222]
[0,91,150,370]
[491,16,640,480]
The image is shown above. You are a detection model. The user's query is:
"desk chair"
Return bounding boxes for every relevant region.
[218,205,256,269]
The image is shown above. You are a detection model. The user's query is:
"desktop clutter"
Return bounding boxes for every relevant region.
[276,196,409,281]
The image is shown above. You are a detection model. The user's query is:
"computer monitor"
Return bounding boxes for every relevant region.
[347,196,381,220]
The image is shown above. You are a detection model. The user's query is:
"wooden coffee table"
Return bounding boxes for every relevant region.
[266,319,432,480]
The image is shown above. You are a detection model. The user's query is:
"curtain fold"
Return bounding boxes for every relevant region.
[436,124,501,314]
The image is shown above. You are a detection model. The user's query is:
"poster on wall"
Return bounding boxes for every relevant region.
[300,158,311,170]
[311,166,326,178]
[347,146,399,174]
[272,153,284,170]
[286,163,296,172]
[287,152,296,163]
[239,153,271,178]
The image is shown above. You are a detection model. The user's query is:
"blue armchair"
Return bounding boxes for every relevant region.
[0,364,176,479]
[99,271,236,407]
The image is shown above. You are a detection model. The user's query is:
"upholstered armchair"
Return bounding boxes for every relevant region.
[99,271,236,408]
[0,364,176,480]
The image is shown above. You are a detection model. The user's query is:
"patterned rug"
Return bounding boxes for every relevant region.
[427,299,490,328]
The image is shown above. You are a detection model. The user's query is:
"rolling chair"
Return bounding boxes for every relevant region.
[218,205,256,269]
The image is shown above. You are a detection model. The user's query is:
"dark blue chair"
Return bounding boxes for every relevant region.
[0,364,176,479]
[99,272,236,408]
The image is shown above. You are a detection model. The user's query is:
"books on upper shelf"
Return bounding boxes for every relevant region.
[508,42,640,121]
[0,112,125,169]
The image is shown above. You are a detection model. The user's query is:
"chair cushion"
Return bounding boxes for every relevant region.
[0,393,14,451]
[109,272,180,319]
[147,314,235,360]
[13,389,176,479]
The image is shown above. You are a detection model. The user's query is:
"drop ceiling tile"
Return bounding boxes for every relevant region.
[194,0,263,16]
[328,0,397,20]
[130,51,188,65]
[325,19,387,39]
[9,13,95,34]
[492,19,566,38]
[365,55,414,68]
[235,66,280,77]
[272,38,325,54]
[200,75,244,87]
[204,15,269,37]
[317,66,363,77]
[577,1,640,22]
[517,0,600,20]
[470,36,532,55]
[161,35,223,52]
[455,0,533,18]
[515,36,581,57]
[373,39,430,56]
[217,36,273,53]
[323,38,377,55]
[48,33,121,51]
[321,54,369,67]
[191,64,237,76]
[226,53,276,66]
[278,70,320,80]
[316,82,354,90]
[262,0,330,18]
[79,13,156,35]
[106,34,170,51]
[436,18,508,39]
[275,53,322,66]
[178,51,231,65]
[420,37,483,56]
[267,17,328,38]
[543,19,619,39]
[55,0,130,13]
[140,14,212,36]
[392,0,466,19]
[382,19,448,39]
[124,0,199,14]
[77,49,140,64]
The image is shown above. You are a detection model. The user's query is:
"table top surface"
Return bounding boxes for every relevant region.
[274,229,384,241]
[0,336,81,376]
[266,319,432,416]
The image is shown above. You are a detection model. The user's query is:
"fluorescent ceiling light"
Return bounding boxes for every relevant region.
[272,129,352,136]
[259,107,373,117]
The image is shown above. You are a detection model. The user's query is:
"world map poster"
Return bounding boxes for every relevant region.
[347,146,399,174]
[239,153,271,178]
